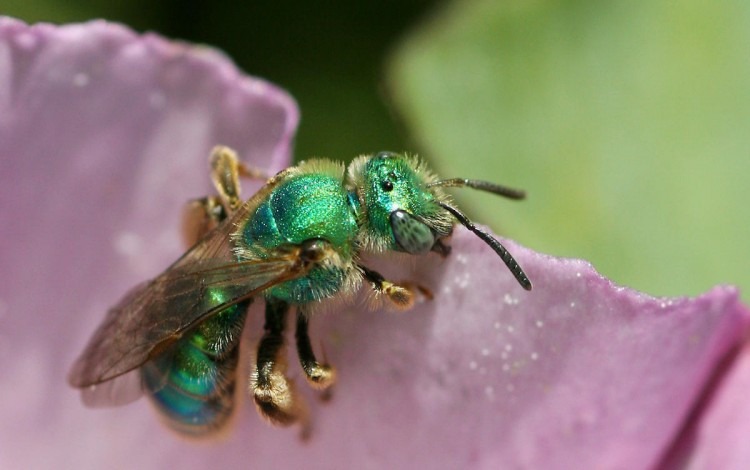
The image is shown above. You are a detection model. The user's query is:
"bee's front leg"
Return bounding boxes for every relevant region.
[359,265,434,310]
[251,299,308,430]
[296,311,336,393]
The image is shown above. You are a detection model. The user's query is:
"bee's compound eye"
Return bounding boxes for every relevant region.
[389,210,435,255]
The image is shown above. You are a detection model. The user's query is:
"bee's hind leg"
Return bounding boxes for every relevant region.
[252,299,309,433]
[296,310,336,397]
[182,146,271,247]
[210,145,269,210]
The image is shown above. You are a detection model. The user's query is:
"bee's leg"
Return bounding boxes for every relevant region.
[210,146,269,210]
[182,146,240,248]
[182,147,269,247]
[296,310,336,394]
[359,265,434,310]
[252,298,308,429]
[209,146,244,212]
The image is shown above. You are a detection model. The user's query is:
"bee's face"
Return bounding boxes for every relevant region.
[365,152,427,214]
[351,152,453,255]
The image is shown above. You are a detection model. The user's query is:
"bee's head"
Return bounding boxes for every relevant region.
[348,151,452,256]
[347,151,532,290]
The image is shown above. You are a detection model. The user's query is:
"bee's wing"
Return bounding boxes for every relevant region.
[68,194,310,390]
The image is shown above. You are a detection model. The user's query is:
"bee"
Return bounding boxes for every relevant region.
[68,146,531,437]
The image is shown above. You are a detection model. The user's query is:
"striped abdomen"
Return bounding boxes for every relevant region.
[141,300,250,435]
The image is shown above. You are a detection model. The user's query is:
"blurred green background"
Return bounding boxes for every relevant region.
[4,0,748,298]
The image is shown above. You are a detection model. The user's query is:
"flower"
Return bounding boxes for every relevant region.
[1,17,747,469]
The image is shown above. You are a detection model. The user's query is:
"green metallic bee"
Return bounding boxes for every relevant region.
[68,147,531,436]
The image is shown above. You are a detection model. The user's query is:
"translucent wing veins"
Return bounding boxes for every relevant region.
[68,193,310,388]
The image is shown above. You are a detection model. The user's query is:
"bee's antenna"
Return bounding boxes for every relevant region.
[428,178,526,200]
[439,202,532,291]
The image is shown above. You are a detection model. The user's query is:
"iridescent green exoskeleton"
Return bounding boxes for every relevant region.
[68,147,531,437]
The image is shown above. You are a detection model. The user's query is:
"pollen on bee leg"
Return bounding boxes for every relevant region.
[376,281,412,310]
[386,281,434,310]
[296,313,337,394]
[250,362,308,429]
[304,362,337,391]
[252,299,314,435]
[359,265,426,311]
[383,280,436,310]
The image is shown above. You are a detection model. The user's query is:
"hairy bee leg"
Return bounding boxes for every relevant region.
[252,299,308,429]
[183,146,269,247]
[210,146,269,211]
[210,146,244,212]
[359,265,432,310]
[295,312,336,391]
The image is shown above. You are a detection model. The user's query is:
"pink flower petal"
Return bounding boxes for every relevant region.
[299,238,749,469]
[659,340,750,469]
[2,17,748,470]
[0,17,297,468]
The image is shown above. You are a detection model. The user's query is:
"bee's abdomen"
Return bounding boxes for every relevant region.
[141,301,249,436]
